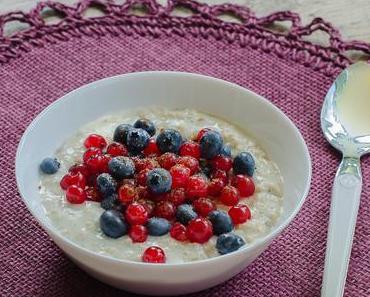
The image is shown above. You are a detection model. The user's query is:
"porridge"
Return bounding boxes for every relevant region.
[39,107,283,264]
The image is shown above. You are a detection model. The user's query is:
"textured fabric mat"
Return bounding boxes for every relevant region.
[0,0,369,296]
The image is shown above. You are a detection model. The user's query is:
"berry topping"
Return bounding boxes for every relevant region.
[220,145,232,157]
[146,217,171,236]
[193,198,216,217]
[211,155,233,171]
[176,204,198,225]
[100,210,128,238]
[137,168,151,186]
[96,173,117,197]
[86,154,110,174]
[233,152,255,176]
[135,158,159,172]
[177,156,199,175]
[158,152,178,169]
[125,203,149,225]
[108,156,135,179]
[129,225,148,243]
[118,184,137,204]
[40,157,60,174]
[167,188,186,206]
[153,200,176,220]
[142,246,166,263]
[83,147,102,163]
[195,128,212,142]
[84,134,107,149]
[126,128,150,153]
[186,218,213,244]
[66,185,86,204]
[170,222,188,241]
[60,172,86,190]
[100,193,121,210]
[170,164,190,188]
[231,175,255,197]
[156,129,182,154]
[179,141,201,159]
[228,205,251,225]
[207,178,225,196]
[199,130,223,159]
[211,169,228,184]
[216,233,245,255]
[143,138,160,156]
[136,198,154,216]
[208,210,234,235]
[69,163,90,176]
[220,185,239,206]
[133,118,156,136]
[113,124,133,145]
[186,175,208,199]
[85,186,102,202]
[106,142,128,157]
[147,168,172,194]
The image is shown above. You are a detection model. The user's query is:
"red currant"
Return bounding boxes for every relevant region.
[143,138,160,156]
[106,142,128,157]
[69,163,90,176]
[99,154,112,173]
[186,175,208,199]
[211,155,232,171]
[231,175,255,197]
[186,218,213,243]
[137,168,150,186]
[129,225,148,243]
[211,169,228,185]
[179,141,201,159]
[125,203,149,225]
[136,198,155,216]
[195,128,212,142]
[170,222,188,241]
[177,156,199,175]
[142,246,166,263]
[153,200,176,220]
[220,185,239,206]
[85,186,101,202]
[66,185,86,204]
[158,152,178,170]
[84,134,107,149]
[228,204,251,224]
[118,184,137,204]
[86,154,109,174]
[166,188,186,206]
[170,164,190,188]
[83,147,102,163]
[207,178,225,197]
[60,172,86,190]
[193,197,216,217]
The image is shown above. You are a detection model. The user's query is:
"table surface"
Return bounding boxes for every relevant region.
[1,0,370,43]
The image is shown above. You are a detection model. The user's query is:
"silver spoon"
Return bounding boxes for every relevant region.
[320,62,370,297]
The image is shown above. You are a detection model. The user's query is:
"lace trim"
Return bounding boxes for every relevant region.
[0,0,369,76]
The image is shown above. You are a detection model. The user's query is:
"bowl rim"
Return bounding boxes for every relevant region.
[15,71,312,267]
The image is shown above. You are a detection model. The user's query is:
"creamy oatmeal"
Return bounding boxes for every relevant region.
[39,107,283,263]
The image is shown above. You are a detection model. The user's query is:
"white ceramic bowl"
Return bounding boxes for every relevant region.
[16,72,311,296]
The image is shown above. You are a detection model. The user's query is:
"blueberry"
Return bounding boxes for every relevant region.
[96,173,117,197]
[100,210,128,238]
[199,130,223,159]
[216,233,245,255]
[113,124,133,145]
[100,193,122,211]
[146,217,171,236]
[220,145,232,157]
[126,128,150,153]
[146,168,172,194]
[176,204,198,225]
[156,129,182,153]
[233,152,255,176]
[108,156,135,179]
[133,118,156,136]
[40,157,60,174]
[208,210,233,235]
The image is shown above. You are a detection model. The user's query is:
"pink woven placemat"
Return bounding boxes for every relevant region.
[0,0,369,296]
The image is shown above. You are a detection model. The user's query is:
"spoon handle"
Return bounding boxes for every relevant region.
[321,157,362,297]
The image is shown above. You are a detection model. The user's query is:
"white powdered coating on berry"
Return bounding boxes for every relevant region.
[39,107,283,263]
